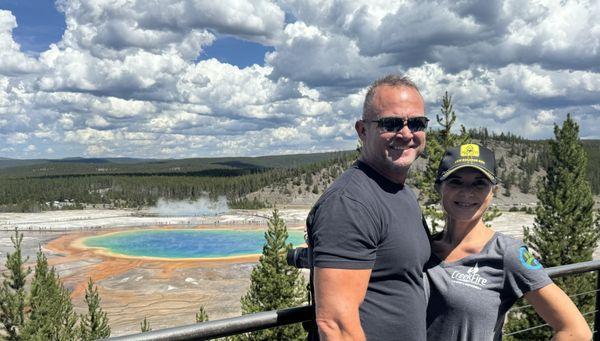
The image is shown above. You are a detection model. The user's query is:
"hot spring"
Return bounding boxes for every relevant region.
[82,229,306,259]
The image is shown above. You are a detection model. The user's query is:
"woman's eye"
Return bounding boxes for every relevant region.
[473,181,490,190]
[448,179,462,186]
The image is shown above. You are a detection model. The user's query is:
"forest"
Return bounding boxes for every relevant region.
[0,134,598,213]
[0,151,357,212]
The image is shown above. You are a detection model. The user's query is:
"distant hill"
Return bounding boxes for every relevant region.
[0,151,357,212]
[0,152,350,178]
[0,136,598,213]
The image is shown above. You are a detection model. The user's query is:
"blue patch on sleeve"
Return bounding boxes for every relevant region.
[519,246,543,270]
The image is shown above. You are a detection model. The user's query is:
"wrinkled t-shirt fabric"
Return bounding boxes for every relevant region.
[308,161,431,340]
[425,232,552,341]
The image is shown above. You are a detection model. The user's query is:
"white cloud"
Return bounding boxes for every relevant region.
[85,144,112,156]
[8,132,28,144]
[86,115,111,129]
[58,114,75,130]
[177,59,275,116]
[0,0,598,158]
[57,0,285,55]
[0,11,43,75]
[534,110,557,125]
[267,21,391,89]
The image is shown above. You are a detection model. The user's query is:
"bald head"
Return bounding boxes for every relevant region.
[362,75,423,120]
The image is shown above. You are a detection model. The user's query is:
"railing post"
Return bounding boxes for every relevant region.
[595,270,600,341]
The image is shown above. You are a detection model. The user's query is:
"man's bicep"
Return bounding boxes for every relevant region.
[311,195,379,266]
[313,267,371,318]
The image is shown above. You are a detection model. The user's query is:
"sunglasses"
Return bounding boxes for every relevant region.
[364,116,429,133]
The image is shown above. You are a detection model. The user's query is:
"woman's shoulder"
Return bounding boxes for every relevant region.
[493,232,546,272]
[492,232,526,250]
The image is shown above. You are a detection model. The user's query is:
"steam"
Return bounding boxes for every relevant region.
[149,196,229,217]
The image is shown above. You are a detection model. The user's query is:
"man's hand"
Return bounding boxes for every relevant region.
[314,267,371,341]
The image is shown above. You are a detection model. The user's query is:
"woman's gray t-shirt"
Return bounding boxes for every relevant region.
[425,233,552,341]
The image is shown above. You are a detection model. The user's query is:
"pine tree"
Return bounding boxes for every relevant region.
[483,206,502,228]
[21,248,78,341]
[195,306,209,323]
[80,278,111,340]
[235,209,307,340]
[0,229,31,340]
[518,172,532,194]
[505,115,599,339]
[140,316,151,332]
[498,156,506,168]
[417,91,473,232]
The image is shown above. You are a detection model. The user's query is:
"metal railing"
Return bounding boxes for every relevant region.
[106,259,600,341]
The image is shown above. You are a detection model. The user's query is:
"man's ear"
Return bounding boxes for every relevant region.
[492,185,499,195]
[434,182,441,193]
[355,120,366,139]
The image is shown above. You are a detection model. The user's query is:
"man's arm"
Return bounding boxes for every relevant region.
[313,267,371,341]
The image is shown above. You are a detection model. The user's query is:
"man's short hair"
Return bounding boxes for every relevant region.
[362,75,422,119]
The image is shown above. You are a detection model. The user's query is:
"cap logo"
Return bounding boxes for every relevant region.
[460,144,480,157]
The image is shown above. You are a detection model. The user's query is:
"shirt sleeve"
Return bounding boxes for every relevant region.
[310,193,380,269]
[504,242,553,298]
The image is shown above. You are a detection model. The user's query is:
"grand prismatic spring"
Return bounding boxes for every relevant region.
[82,229,307,259]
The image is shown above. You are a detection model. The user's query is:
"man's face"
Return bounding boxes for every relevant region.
[356,85,426,183]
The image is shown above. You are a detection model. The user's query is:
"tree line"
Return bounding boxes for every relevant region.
[1,131,598,214]
[0,151,357,213]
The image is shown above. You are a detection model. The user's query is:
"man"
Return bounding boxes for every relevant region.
[307,75,431,340]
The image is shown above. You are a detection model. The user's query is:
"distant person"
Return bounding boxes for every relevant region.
[306,75,431,340]
[426,143,591,340]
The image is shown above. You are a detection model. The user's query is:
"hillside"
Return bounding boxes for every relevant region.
[0,152,349,177]
[229,136,600,209]
[0,136,598,213]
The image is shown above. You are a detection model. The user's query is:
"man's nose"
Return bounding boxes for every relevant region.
[395,122,414,140]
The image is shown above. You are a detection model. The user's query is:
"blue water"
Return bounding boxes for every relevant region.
[83,229,306,259]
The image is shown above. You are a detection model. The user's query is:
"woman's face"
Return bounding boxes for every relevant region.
[439,168,495,224]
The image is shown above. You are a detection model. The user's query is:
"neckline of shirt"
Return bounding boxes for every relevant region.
[432,231,499,267]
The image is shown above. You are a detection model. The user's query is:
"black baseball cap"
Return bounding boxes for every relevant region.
[436,143,498,184]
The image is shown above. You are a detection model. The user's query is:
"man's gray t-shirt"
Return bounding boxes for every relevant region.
[425,232,552,341]
[307,161,431,340]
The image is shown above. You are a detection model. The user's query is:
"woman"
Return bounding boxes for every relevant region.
[426,143,591,340]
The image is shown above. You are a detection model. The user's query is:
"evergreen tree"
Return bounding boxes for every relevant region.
[518,172,532,194]
[195,306,209,323]
[140,316,151,332]
[21,248,78,341]
[417,91,473,232]
[483,206,502,228]
[505,115,599,339]
[497,156,506,169]
[80,278,111,340]
[502,171,516,197]
[236,209,307,340]
[0,229,31,340]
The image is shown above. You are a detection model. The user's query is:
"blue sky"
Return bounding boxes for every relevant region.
[3,0,272,67]
[2,0,65,53]
[0,0,598,159]
[197,37,274,68]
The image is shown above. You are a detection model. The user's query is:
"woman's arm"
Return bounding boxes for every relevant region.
[524,283,592,340]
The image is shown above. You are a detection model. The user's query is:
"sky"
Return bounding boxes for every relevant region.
[0,0,598,159]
